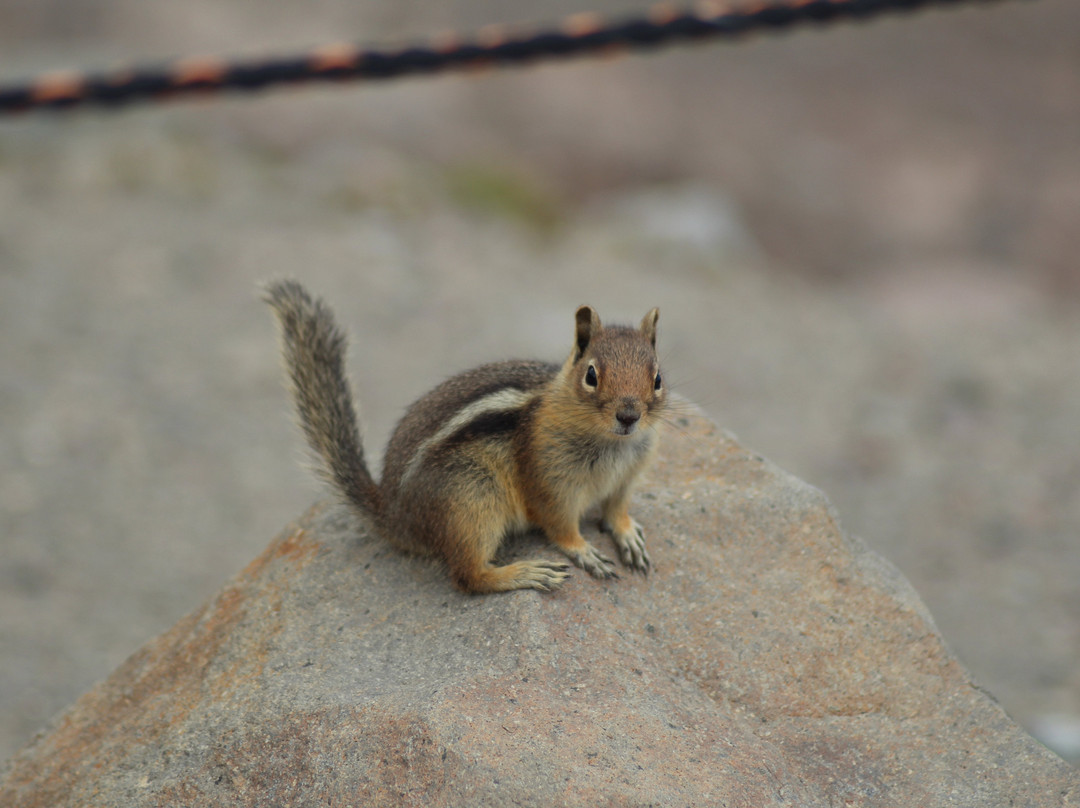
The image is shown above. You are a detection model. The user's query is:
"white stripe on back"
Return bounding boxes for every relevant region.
[400,388,535,485]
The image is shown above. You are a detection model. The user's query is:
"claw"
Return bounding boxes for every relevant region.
[522,559,572,591]
[563,542,619,579]
[600,516,652,574]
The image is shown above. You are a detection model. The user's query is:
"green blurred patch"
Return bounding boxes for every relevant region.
[442,163,563,233]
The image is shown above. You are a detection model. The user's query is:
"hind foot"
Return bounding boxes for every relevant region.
[459,559,571,594]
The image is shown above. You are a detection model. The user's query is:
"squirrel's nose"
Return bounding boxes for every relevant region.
[616,410,641,428]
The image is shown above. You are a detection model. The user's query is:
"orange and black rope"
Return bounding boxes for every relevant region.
[0,0,1021,116]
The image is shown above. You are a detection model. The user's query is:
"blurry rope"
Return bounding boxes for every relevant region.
[0,0,1023,116]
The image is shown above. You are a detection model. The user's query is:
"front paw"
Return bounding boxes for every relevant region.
[562,542,619,580]
[600,516,652,574]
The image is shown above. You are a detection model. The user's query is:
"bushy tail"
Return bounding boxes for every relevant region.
[264,280,382,519]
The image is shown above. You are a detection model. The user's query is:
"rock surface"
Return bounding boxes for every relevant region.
[1,410,1075,807]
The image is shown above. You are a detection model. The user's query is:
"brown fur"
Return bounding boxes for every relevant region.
[266,279,666,594]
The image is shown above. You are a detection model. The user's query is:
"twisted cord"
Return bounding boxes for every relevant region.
[0,0,1021,116]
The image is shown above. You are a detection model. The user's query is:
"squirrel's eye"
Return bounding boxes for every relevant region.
[654,372,662,391]
[584,365,598,388]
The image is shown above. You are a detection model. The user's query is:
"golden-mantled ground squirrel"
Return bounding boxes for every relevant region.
[265,280,666,594]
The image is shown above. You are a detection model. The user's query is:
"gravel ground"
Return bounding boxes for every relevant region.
[1,0,1078,765]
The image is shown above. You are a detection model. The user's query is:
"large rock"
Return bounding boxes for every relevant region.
[1,409,1075,806]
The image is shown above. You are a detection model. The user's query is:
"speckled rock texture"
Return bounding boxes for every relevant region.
[1,409,1075,807]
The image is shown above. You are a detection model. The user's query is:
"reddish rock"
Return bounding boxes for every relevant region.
[1,410,1075,806]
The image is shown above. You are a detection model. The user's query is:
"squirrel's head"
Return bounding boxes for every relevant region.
[564,304,665,439]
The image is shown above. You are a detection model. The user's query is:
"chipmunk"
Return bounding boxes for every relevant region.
[265,280,666,594]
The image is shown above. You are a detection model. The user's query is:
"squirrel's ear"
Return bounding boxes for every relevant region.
[640,307,659,347]
[575,305,601,359]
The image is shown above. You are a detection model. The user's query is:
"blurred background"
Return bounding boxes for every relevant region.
[0,0,1077,765]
